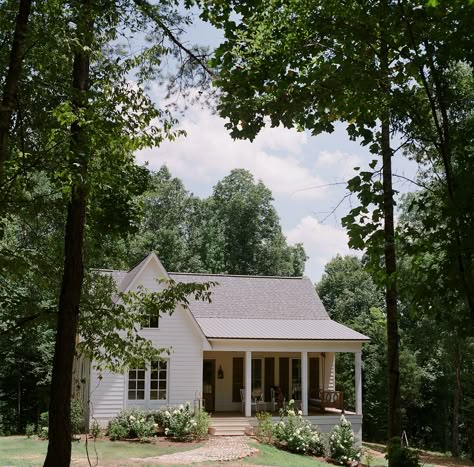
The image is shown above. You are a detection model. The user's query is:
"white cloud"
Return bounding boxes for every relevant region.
[315,150,362,181]
[286,216,360,281]
[136,108,330,201]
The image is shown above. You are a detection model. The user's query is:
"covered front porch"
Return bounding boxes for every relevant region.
[201,339,363,438]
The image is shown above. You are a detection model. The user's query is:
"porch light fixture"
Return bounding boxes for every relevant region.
[217,365,224,379]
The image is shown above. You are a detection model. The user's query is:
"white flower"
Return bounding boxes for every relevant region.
[129,415,135,421]
[179,404,184,410]
[165,410,170,417]
[298,410,303,415]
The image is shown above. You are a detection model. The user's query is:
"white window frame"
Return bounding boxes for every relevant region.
[126,359,169,407]
[142,315,159,328]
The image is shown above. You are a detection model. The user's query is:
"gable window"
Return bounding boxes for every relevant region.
[128,368,146,400]
[127,360,168,403]
[143,315,159,328]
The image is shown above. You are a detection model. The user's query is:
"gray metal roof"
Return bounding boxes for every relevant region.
[196,318,370,340]
[169,273,330,320]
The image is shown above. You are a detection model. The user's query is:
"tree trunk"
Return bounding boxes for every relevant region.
[0,0,32,177]
[380,39,401,448]
[43,19,91,467]
[381,114,401,443]
[452,341,461,457]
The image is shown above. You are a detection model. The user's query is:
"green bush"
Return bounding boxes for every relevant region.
[385,437,420,467]
[255,411,273,444]
[328,415,361,465]
[109,422,128,441]
[192,409,210,440]
[273,400,324,456]
[90,420,101,439]
[71,399,84,435]
[25,423,36,438]
[38,411,49,439]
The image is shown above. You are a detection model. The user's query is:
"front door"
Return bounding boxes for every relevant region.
[203,359,215,412]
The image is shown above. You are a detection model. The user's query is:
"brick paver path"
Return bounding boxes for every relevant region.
[129,436,258,464]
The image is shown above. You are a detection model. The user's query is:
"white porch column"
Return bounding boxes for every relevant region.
[355,351,362,415]
[301,351,308,415]
[245,351,252,417]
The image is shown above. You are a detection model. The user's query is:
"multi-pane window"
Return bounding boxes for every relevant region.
[150,361,168,400]
[127,361,168,402]
[128,368,146,400]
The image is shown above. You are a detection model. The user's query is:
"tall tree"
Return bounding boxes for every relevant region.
[0,0,32,176]
[125,167,307,276]
[200,0,405,443]
[209,169,305,275]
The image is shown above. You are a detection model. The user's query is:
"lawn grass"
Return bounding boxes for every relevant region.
[0,435,202,466]
[242,442,332,466]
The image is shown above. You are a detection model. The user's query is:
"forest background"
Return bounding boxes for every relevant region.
[0,0,472,464]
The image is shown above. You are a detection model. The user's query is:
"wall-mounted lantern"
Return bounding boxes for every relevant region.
[217,365,224,379]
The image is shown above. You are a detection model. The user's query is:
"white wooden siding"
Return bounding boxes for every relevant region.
[89,258,205,426]
[89,368,125,427]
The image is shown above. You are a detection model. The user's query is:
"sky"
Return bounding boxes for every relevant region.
[136,12,419,283]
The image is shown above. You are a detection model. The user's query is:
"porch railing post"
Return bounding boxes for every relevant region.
[245,351,252,417]
[355,351,362,415]
[301,351,308,416]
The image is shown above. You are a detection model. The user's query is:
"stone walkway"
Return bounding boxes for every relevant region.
[130,436,258,464]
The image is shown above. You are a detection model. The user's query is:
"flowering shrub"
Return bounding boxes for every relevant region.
[108,408,157,441]
[273,400,324,456]
[108,404,208,442]
[329,414,361,465]
[161,402,200,441]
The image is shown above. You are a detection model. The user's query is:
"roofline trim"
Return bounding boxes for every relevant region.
[207,337,371,342]
[169,272,305,280]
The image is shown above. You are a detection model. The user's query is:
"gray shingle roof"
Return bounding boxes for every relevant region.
[99,253,369,341]
[168,273,329,320]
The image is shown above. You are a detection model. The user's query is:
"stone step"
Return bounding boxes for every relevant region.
[212,429,248,436]
[210,419,250,426]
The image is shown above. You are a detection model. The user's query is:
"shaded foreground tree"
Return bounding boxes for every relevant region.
[28,0,212,464]
[43,1,92,462]
[0,0,32,177]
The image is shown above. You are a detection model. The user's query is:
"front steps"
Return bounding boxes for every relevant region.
[209,416,253,436]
